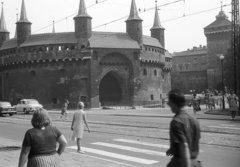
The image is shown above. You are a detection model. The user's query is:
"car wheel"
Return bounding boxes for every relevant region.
[9,113,13,116]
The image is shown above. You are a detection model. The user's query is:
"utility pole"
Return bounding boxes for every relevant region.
[231,0,240,114]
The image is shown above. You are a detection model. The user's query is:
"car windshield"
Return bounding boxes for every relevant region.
[28,100,39,104]
[0,102,11,107]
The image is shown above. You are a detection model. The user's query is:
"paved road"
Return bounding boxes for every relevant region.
[1,107,240,167]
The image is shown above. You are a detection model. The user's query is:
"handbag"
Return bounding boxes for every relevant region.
[68,131,76,141]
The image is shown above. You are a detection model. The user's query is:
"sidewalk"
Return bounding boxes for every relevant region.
[0,137,133,167]
[49,104,239,121]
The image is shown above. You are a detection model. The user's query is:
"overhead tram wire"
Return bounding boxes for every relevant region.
[143,3,231,28]
[3,1,229,47]
[3,0,182,46]
[93,0,184,30]
[1,0,108,46]
[32,0,108,34]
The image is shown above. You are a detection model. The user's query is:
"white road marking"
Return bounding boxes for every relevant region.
[67,146,159,165]
[114,138,169,149]
[208,126,240,130]
[220,124,240,127]
[92,142,166,156]
[69,152,137,167]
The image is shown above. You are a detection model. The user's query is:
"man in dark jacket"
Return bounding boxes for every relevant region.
[166,89,201,167]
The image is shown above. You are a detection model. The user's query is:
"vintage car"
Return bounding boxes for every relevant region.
[0,101,17,116]
[15,99,43,114]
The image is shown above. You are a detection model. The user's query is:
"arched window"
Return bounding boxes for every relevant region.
[154,70,157,76]
[150,94,154,100]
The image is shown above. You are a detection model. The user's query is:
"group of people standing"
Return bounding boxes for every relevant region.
[18,100,90,167]
[204,90,239,120]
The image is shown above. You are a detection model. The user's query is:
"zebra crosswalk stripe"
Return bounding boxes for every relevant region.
[67,146,159,165]
[114,138,169,149]
[92,142,166,156]
[208,126,240,130]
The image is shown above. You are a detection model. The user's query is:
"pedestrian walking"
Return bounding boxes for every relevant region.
[18,108,67,167]
[71,101,91,154]
[227,90,238,120]
[190,94,199,114]
[209,94,215,110]
[166,89,201,167]
[204,94,209,109]
[58,99,69,121]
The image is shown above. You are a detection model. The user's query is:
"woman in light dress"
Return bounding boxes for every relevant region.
[227,90,238,120]
[71,102,90,154]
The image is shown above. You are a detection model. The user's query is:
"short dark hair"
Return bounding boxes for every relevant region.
[31,108,52,128]
[168,89,186,108]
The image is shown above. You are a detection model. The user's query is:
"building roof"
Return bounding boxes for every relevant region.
[17,0,31,23]
[74,0,91,19]
[126,0,142,21]
[151,7,164,30]
[0,31,163,50]
[142,35,163,48]
[172,46,207,57]
[0,3,9,33]
[204,10,231,29]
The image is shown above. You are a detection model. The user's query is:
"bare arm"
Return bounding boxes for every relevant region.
[18,146,30,167]
[57,134,67,155]
[83,113,91,132]
[180,142,191,167]
[71,114,75,130]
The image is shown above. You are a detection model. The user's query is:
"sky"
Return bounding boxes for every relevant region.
[1,0,232,53]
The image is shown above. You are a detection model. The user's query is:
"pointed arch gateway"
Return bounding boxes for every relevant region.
[99,52,134,105]
[99,72,122,103]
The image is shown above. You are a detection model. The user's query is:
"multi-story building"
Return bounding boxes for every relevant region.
[0,0,171,108]
[172,8,231,93]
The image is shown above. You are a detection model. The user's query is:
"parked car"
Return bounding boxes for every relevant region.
[0,101,17,116]
[15,99,43,114]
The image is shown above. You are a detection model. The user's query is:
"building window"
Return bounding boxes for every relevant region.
[143,69,147,76]
[58,69,65,75]
[93,51,98,60]
[150,94,154,100]
[5,72,9,79]
[134,52,138,60]
[30,70,36,77]
[154,70,157,76]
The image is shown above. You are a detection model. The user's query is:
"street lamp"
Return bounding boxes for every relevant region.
[220,55,225,109]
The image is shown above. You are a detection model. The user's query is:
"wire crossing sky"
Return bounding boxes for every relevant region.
[1,0,232,53]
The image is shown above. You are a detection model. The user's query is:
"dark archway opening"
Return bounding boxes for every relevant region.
[99,73,122,104]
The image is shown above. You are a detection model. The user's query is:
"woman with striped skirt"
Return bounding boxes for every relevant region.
[18,108,67,167]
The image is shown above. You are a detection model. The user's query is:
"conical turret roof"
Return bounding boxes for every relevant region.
[17,0,31,23]
[74,0,92,18]
[0,2,9,33]
[126,0,142,21]
[151,7,164,30]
